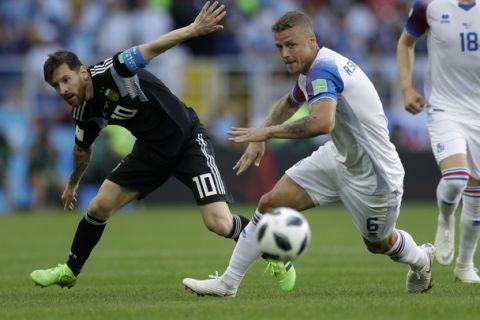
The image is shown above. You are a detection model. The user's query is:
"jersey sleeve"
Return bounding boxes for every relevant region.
[405,0,430,38]
[113,46,148,77]
[291,81,306,103]
[74,120,102,149]
[111,52,135,78]
[90,46,148,79]
[305,59,343,105]
[106,51,149,101]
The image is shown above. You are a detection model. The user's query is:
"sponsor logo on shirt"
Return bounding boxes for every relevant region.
[312,79,328,95]
[440,14,450,24]
[104,89,120,102]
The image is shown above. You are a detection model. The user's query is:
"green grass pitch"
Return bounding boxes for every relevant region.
[1,202,479,320]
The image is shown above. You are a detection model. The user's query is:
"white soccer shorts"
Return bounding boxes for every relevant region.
[286,141,402,242]
[427,111,480,180]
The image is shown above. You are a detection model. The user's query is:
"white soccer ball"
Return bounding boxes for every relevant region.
[256,207,311,262]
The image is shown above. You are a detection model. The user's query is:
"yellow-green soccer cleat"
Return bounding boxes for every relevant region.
[266,260,296,292]
[30,264,77,288]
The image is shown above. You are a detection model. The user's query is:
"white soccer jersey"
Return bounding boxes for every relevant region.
[291,47,404,194]
[406,0,480,117]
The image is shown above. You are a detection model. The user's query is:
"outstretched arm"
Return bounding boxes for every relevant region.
[139,1,226,62]
[396,30,425,114]
[230,96,334,175]
[230,94,301,175]
[261,93,303,127]
[229,98,336,143]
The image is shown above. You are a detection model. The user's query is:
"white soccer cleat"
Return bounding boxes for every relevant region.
[434,215,455,265]
[183,271,237,298]
[454,259,480,283]
[406,243,434,293]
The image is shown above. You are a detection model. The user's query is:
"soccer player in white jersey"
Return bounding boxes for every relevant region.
[183,11,434,296]
[397,0,480,283]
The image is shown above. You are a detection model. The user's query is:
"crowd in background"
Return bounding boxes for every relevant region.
[0,0,432,211]
[1,0,422,57]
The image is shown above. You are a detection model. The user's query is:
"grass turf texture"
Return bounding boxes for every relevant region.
[1,202,479,320]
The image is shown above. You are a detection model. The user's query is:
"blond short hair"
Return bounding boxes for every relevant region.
[271,11,314,35]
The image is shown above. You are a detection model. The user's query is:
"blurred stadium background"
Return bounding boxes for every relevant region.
[0,0,438,213]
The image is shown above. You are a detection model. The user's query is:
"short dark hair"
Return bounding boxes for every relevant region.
[43,51,83,84]
[271,11,314,34]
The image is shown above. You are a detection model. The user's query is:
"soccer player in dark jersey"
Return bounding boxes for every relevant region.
[29,1,294,289]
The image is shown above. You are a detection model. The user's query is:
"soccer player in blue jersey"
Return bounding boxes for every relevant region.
[397,0,480,282]
[29,1,292,289]
[183,11,434,296]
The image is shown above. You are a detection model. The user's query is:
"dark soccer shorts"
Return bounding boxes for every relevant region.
[107,125,233,205]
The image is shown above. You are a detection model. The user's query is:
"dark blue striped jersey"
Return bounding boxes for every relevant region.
[73,52,199,157]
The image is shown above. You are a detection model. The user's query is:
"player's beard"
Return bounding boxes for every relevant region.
[285,61,300,74]
[68,79,88,108]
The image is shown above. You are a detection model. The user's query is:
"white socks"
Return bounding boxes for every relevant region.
[221,210,263,288]
[436,168,469,222]
[436,168,480,266]
[386,229,427,271]
[458,187,480,264]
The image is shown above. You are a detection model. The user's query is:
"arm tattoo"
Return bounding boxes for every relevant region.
[283,117,309,135]
[269,106,290,125]
[282,115,320,138]
[267,94,302,125]
[68,145,92,188]
[286,94,302,109]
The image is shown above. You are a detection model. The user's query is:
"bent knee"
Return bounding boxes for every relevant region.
[258,193,276,213]
[87,198,115,221]
[442,176,469,193]
[204,216,232,237]
[364,238,393,254]
[366,243,387,254]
